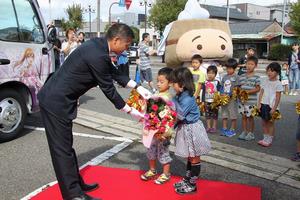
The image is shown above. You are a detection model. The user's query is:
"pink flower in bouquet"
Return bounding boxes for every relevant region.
[166,101,174,107]
[171,111,177,117]
[159,126,166,133]
[152,104,159,111]
[168,122,174,127]
[161,119,167,126]
[153,116,160,124]
[144,114,150,120]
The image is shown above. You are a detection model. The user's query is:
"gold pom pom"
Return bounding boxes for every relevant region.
[220,94,230,106]
[296,102,300,115]
[270,110,281,122]
[196,98,206,113]
[231,87,240,101]
[211,92,222,110]
[251,106,260,117]
[239,90,249,104]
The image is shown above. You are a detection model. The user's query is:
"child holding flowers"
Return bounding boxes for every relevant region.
[171,67,211,194]
[140,67,174,184]
[257,62,283,147]
[237,56,261,141]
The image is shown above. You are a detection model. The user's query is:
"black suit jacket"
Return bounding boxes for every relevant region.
[38,37,130,120]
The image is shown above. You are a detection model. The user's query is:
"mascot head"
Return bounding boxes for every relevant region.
[165,19,233,67]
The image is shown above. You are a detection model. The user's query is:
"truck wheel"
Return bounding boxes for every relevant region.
[0,89,27,142]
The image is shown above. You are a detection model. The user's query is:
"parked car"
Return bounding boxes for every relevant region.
[127,46,138,64]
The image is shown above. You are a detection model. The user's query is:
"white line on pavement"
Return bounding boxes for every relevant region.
[21,126,133,200]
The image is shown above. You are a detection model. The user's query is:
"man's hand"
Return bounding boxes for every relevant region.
[121,104,144,121]
[137,86,152,99]
[129,107,144,120]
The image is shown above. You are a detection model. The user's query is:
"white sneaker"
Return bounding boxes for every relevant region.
[293,91,298,95]
[245,132,255,141]
[238,131,247,140]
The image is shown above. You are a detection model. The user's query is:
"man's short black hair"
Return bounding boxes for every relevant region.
[142,33,150,41]
[191,54,203,64]
[158,67,173,81]
[247,46,255,51]
[207,65,218,75]
[225,58,238,69]
[106,23,134,40]
[246,56,258,65]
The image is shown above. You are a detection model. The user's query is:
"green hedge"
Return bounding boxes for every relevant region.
[268,44,291,61]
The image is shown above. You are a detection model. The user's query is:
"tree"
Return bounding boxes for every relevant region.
[61,4,84,31]
[289,1,300,36]
[130,26,140,45]
[148,0,187,34]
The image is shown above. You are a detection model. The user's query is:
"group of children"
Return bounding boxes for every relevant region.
[139,54,284,195]
[189,54,283,147]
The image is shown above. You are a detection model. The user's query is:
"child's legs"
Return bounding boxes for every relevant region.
[146,138,158,170]
[206,118,212,128]
[262,119,268,134]
[242,115,247,132]
[188,156,201,164]
[149,160,156,170]
[213,119,218,129]
[229,101,238,130]
[266,121,275,137]
[247,117,254,133]
[284,84,289,93]
[222,118,228,129]
[297,116,300,152]
[221,105,229,129]
[157,141,172,175]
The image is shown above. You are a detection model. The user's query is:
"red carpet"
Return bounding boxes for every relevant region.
[31,166,261,200]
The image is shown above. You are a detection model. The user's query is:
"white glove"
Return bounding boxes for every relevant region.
[137,86,152,99]
[121,104,144,121]
[129,107,144,121]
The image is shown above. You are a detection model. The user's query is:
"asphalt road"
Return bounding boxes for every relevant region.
[0,57,299,200]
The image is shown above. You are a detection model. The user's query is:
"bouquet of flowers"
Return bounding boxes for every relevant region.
[144,97,177,133]
[127,89,147,112]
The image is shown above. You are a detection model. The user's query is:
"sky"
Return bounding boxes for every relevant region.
[37,0,297,23]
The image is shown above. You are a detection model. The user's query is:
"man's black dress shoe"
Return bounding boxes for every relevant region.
[81,183,99,192]
[71,194,101,200]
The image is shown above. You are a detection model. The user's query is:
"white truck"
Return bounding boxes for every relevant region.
[0,0,55,142]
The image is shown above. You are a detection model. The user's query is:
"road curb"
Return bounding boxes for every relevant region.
[75,108,300,189]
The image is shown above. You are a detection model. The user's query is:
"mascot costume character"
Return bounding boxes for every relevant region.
[157,0,233,80]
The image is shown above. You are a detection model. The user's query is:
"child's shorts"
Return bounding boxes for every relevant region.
[281,80,289,86]
[140,68,153,82]
[205,102,218,120]
[260,104,272,121]
[147,137,172,164]
[221,100,238,120]
[238,103,256,117]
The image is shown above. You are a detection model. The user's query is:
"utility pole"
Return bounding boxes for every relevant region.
[281,0,287,44]
[139,0,152,33]
[85,5,95,36]
[109,2,119,25]
[97,0,100,37]
[226,0,230,23]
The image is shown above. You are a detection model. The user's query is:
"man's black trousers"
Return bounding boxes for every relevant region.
[40,107,84,200]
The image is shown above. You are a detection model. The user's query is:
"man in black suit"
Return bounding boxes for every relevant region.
[38,24,151,200]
